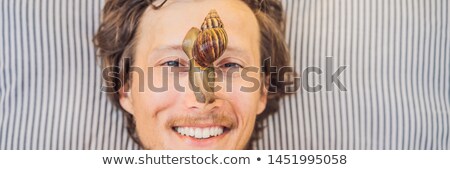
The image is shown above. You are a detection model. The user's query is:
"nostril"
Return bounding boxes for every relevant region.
[183,88,208,109]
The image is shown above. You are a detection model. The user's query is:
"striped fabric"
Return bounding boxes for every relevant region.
[0,0,136,150]
[0,0,449,150]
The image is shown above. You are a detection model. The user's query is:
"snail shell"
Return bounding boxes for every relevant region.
[193,9,228,68]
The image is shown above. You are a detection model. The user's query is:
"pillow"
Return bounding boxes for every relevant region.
[0,0,134,149]
[0,0,448,150]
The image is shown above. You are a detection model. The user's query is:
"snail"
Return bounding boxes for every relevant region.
[182,9,228,103]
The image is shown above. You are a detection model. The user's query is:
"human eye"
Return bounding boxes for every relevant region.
[161,60,181,67]
[217,62,243,78]
[220,62,243,69]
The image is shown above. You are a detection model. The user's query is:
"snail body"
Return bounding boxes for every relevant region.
[182,9,228,103]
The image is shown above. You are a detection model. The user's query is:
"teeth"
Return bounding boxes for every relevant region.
[189,128,195,137]
[202,128,209,138]
[175,127,225,139]
[195,128,202,138]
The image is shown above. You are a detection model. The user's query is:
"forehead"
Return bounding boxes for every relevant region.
[135,0,260,60]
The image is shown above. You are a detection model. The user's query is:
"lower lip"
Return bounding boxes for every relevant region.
[172,129,229,147]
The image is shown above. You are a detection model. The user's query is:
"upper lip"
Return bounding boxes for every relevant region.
[166,109,237,130]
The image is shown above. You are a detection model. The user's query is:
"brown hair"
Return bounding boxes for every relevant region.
[94,0,294,149]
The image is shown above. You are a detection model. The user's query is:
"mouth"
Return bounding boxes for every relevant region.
[172,126,230,139]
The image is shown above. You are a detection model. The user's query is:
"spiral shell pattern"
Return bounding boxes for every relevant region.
[193,9,228,68]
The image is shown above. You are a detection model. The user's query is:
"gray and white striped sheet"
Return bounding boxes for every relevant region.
[0,0,449,150]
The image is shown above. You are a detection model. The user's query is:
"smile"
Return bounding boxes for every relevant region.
[173,126,227,139]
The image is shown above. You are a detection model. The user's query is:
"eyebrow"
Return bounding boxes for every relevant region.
[153,45,183,52]
[153,44,250,55]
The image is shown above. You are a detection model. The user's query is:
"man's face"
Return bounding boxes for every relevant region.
[119,0,267,149]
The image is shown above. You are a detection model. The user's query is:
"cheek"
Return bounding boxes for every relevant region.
[230,91,260,129]
[222,72,262,127]
[221,69,263,113]
[229,92,260,115]
[130,68,180,116]
[129,68,182,146]
[226,92,259,149]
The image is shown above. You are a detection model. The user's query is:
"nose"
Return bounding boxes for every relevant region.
[186,90,228,115]
[184,81,228,111]
[185,88,208,109]
[182,74,208,109]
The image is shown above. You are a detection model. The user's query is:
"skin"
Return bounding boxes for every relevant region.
[119,0,267,149]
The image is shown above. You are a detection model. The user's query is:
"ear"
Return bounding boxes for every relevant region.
[119,84,134,115]
[257,76,270,115]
